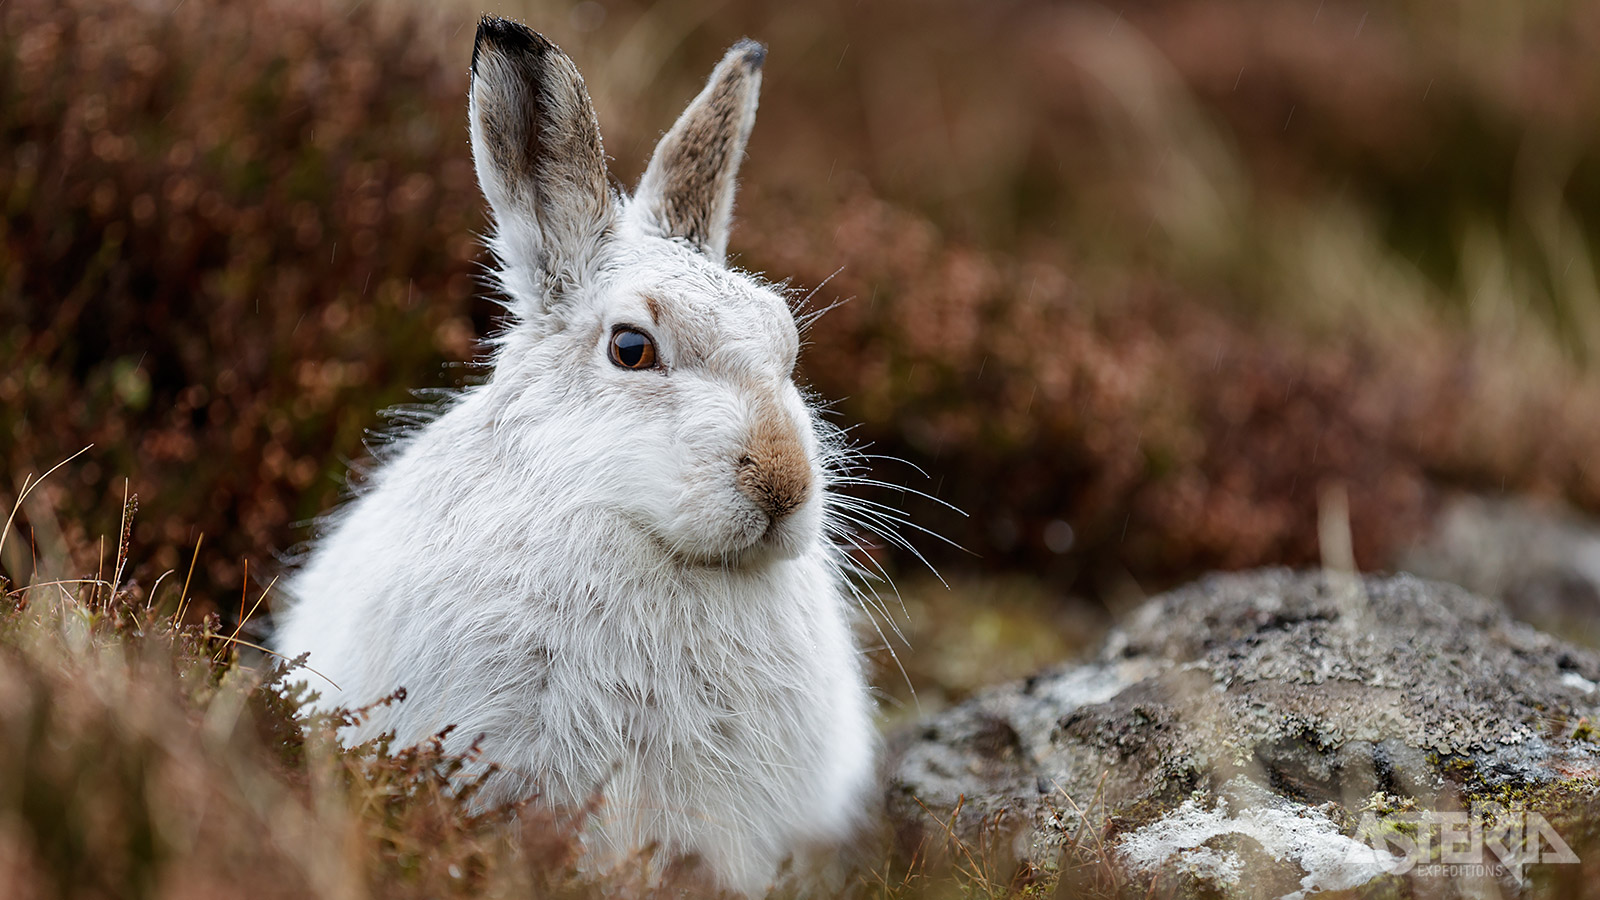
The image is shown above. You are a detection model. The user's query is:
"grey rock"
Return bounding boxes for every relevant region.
[887,569,1600,895]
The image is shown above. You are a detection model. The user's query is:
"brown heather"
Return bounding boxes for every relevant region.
[758,182,1600,592]
[0,0,490,613]
[0,565,632,898]
[7,0,1600,608]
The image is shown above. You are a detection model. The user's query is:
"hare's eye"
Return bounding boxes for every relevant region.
[609,328,658,370]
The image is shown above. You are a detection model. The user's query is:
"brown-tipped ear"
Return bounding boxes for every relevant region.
[469,17,614,306]
[635,39,765,265]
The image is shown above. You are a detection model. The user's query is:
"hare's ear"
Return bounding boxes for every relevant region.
[635,39,765,265]
[470,17,615,314]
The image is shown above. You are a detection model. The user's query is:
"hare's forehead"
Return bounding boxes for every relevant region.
[600,266,798,368]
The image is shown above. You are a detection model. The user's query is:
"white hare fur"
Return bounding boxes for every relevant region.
[272,17,876,895]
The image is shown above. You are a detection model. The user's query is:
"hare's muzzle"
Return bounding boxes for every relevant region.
[735,411,812,524]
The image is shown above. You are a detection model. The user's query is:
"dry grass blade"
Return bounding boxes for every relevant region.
[0,444,93,570]
[173,532,203,625]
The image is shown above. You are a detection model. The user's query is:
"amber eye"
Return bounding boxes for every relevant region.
[609,328,658,370]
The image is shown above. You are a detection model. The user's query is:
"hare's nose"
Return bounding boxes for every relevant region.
[735,417,812,523]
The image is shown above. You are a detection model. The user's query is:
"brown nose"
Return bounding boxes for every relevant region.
[735,407,812,522]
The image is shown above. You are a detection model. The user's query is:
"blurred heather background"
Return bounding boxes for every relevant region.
[6,0,1600,714]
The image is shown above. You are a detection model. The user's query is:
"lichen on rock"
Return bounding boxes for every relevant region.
[887,569,1600,895]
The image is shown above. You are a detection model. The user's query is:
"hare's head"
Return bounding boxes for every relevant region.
[468,18,824,569]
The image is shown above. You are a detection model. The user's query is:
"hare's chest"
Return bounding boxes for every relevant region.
[579,643,830,827]
[544,615,831,775]
[582,638,822,752]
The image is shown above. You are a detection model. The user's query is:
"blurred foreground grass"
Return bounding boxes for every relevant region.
[0,503,1106,897]
[0,522,613,899]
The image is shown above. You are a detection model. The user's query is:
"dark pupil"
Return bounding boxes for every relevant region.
[615,331,649,367]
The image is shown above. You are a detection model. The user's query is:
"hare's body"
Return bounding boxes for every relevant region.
[274,19,875,894]
[280,381,873,888]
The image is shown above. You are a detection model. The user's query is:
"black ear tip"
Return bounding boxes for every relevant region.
[731,38,767,70]
[471,15,552,75]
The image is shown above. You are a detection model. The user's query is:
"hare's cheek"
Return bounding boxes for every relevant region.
[656,487,768,560]
[645,453,749,532]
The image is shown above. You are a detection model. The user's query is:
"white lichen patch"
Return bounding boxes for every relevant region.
[1116,779,1400,899]
[1169,845,1243,886]
[1562,670,1599,694]
[1035,661,1143,710]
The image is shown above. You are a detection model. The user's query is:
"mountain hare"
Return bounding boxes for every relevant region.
[273,15,876,895]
